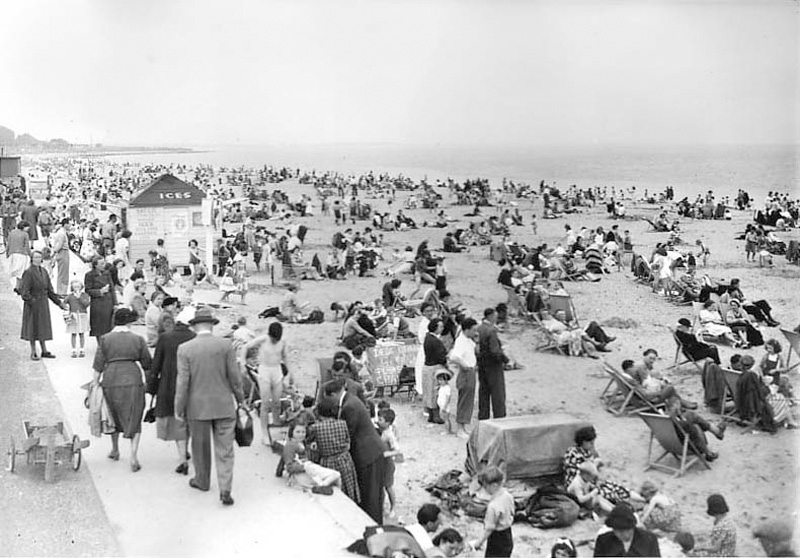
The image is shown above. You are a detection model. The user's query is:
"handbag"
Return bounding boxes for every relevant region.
[234,406,254,447]
[143,396,157,423]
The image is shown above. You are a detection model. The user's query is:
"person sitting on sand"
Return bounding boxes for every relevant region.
[567,461,615,514]
[692,494,737,557]
[638,480,682,534]
[341,301,377,350]
[561,426,632,508]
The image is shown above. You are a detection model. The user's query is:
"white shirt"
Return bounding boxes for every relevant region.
[449,332,477,369]
[417,317,430,344]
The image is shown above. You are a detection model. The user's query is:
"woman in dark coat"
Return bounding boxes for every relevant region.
[92,308,152,472]
[19,250,67,360]
[84,256,117,340]
[147,308,196,474]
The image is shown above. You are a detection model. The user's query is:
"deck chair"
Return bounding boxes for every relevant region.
[554,258,586,282]
[502,285,526,317]
[781,329,800,372]
[547,293,578,325]
[633,256,654,285]
[664,279,693,306]
[528,313,567,355]
[600,362,666,416]
[639,412,712,477]
[669,330,706,373]
[719,368,755,426]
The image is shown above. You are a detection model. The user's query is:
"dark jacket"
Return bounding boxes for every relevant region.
[84,267,117,337]
[19,265,62,342]
[338,392,384,469]
[423,332,448,366]
[148,324,196,417]
[593,528,661,557]
[477,321,506,371]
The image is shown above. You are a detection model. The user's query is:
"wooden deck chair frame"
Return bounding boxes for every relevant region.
[781,328,800,372]
[633,256,654,285]
[669,330,706,373]
[639,412,712,477]
[528,312,567,355]
[600,362,666,416]
[547,293,579,326]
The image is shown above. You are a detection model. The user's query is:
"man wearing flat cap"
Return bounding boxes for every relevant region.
[175,307,245,506]
[594,503,661,556]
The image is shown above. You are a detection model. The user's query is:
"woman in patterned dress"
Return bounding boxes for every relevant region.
[306,398,360,504]
[561,425,631,506]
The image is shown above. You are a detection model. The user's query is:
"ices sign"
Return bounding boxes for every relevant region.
[159,192,193,200]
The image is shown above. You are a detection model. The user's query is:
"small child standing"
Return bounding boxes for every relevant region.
[64,280,90,357]
[531,214,538,235]
[436,370,454,434]
[469,466,515,557]
[377,407,402,518]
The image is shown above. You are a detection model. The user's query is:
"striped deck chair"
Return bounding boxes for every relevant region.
[639,412,712,477]
[584,247,604,274]
[781,329,800,372]
[600,362,666,416]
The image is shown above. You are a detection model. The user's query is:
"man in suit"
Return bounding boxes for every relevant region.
[175,307,244,506]
[477,307,508,420]
[325,378,385,524]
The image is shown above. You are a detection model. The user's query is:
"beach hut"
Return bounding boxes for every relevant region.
[127,174,206,268]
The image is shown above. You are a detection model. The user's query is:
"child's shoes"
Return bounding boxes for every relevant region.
[71,350,77,358]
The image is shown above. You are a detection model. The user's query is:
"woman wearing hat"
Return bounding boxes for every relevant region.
[694,494,736,557]
[92,308,152,472]
[593,503,661,557]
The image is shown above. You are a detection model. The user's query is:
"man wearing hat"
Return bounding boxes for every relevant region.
[593,503,661,556]
[675,318,721,364]
[175,307,245,506]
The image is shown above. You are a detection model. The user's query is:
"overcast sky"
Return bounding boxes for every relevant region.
[1,0,797,147]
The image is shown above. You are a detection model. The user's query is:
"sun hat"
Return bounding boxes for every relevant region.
[189,306,219,325]
[706,494,729,516]
[605,503,637,530]
[678,318,692,328]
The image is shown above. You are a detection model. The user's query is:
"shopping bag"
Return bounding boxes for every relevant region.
[234,406,254,447]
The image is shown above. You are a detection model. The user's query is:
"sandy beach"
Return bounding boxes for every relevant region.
[155,184,798,557]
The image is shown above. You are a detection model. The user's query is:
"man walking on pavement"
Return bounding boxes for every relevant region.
[477,307,508,420]
[175,307,245,506]
[50,218,71,295]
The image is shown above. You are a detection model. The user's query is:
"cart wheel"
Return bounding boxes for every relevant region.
[71,436,82,471]
[6,437,15,473]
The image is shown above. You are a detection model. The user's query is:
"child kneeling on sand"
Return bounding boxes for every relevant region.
[281,422,342,491]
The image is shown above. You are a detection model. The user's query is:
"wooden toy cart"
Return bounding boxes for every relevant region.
[6,421,90,482]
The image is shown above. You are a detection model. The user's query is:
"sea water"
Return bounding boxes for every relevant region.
[103,143,798,203]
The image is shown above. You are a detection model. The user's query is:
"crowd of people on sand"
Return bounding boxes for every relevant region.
[3,155,800,558]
